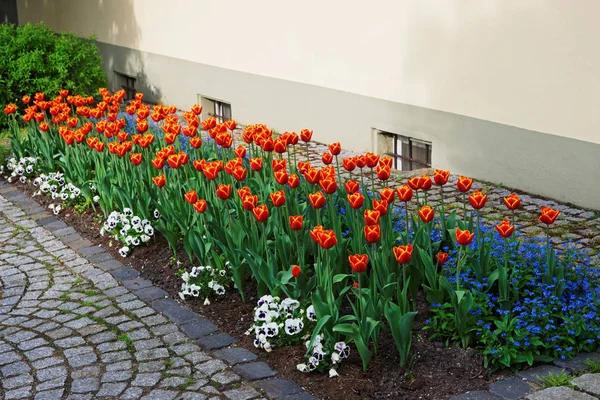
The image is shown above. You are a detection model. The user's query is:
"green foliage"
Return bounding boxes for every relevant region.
[585,359,600,373]
[539,371,572,388]
[0,22,107,126]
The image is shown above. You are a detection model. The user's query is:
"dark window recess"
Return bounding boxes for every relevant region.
[209,100,231,124]
[380,132,432,171]
[115,71,136,101]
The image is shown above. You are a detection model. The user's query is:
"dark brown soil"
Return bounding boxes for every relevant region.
[14,180,505,400]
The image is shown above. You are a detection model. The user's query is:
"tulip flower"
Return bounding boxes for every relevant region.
[418,205,434,223]
[347,192,365,209]
[287,174,300,189]
[270,190,286,207]
[504,193,521,210]
[364,209,380,226]
[539,206,560,225]
[249,157,262,172]
[328,142,341,156]
[318,229,337,249]
[22,95,31,104]
[189,136,202,149]
[495,220,514,238]
[349,254,368,273]
[237,186,251,200]
[225,120,237,131]
[342,158,356,172]
[396,185,413,203]
[434,169,450,185]
[193,199,207,213]
[297,161,311,174]
[304,168,320,185]
[152,175,166,188]
[364,225,381,243]
[322,152,333,165]
[3,104,16,114]
[232,166,247,181]
[469,190,487,210]
[457,176,473,193]
[291,265,301,278]
[364,152,380,169]
[456,229,474,246]
[418,176,432,191]
[300,129,313,142]
[289,215,303,231]
[372,200,388,216]
[234,146,246,158]
[310,225,324,243]
[355,155,366,169]
[393,244,413,264]
[274,169,288,185]
[216,184,232,200]
[130,153,143,166]
[379,156,393,168]
[252,204,269,222]
[376,164,390,181]
[435,252,448,265]
[319,176,337,195]
[380,187,395,204]
[242,195,258,211]
[345,180,359,194]
[309,191,326,209]
[184,190,198,204]
[407,177,420,191]
[272,159,286,172]
[39,122,49,132]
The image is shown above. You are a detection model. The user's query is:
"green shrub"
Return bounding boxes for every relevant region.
[0,22,107,127]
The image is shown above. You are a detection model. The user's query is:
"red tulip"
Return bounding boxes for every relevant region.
[237,186,251,200]
[376,164,391,181]
[495,220,515,238]
[270,190,286,207]
[379,187,395,204]
[319,176,337,195]
[355,155,366,169]
[328,142,341,156]
[184,190,198,204]
[234,146,246,158]
[504,194,521,210]
[274,138,287,154]
[39,122,49,132]
[152,175,166,188]
[347,192,364,209]
[309,225,324,243]
[342,158,356,172]
[349,254,368,273]
[396,185,413,202]
[287,174,300,189]
[418,205,434,222]
[216,184,232,200]
[372,200,388,216]
[190,136,202,149]
[364,225,381,243]
[292,265,301,278]
[250,157,263,171]
[4,104,16,114]
[364,152,380,168]
[232,166,247,181]
[225,120,237,131]
[457,176,473,193]
[393,244,413,264]
[297,161,311,174]
[469,190,488,210]
[434,169,450,185]
[309,191,326,209]
[130,153,143,166]
[407,177,420,191]
[364,209,380,226]
[456,229,474,246]
[435,252,449,265]
[322,152,333,165]
[539,206,560,225]
[418,175,432,191]
[193,199,207,213]
[253,204,269,222]
[345,180,359,194]
[274,169,288,185]
[22,96,30,104]
[289,215,303,231]
[242,195,258,211]
[304,168,321,185]
[272,159,287,172]
[318,229,337,249]
[300,129,313,142]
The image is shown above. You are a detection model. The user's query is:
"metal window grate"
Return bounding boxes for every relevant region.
[115,71,136,101]
[380,131,431,171]
[209,100,231,124]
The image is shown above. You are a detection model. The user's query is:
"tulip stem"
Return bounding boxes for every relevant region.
[456,246,464,291]
[305,143,310,162]
[404,202,411,243]
[462,192,467,221]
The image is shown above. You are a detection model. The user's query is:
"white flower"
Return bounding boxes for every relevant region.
[214,285,225,295]
[93,195,100,203]
[125,236,133,245]
[181,272,190,282]
[296,364,308,372]
[203,298,211,305]
[329,368,339,378]
[134,225,144,234]
[119,246,130,257]
[284,318,304,335]
[19,176,26,183]
[265,322,278,337]
[144,225,154,235]
[306,305,317,322]
[131,216,141,225]
[123,208,133,216]
[331,352,340,363]
[179,292,186,300]
[280,298,300,313]
[254,304,270,322]
[153,209,160,219]
[131,237,140,246]
[140,234,151,243]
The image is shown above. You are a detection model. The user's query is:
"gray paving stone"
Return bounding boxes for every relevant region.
[121,387,144,399]
[5,386,32,399]
[72,377,100,393]
[3,372,34,389]
[97,382,128,397]
[197,333,236,350]
[572,373,600,396]
[213,348,257,366]
[34,388,65,400]
[141,389,179,400]
[554,352,600,373]
[122,277,154,290]
[254,377,303,398]
[24,346,54,361]
[489,377,532,400]
[232,361,277,380]
[36,365,67,381]
[223,385,261,400]
[31,356,62,370]
[525,386,596,400]
[449,391,501,400]
[54,336,86,348]
[181,318,219,339]
[131,372,162,386]
[110,266,140,281]
[152,299,197,324]
[135,286,168,302]
[102,369,133,382]
[517,365,569,384]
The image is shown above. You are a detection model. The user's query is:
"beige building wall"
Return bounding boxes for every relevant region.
[15,0,600,209]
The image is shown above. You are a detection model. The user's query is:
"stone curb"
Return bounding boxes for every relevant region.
[0,178,317,400]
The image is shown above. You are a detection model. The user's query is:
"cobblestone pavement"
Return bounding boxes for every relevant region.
[0,191,308,400]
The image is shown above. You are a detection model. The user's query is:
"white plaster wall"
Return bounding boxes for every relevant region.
[17,0,600,144]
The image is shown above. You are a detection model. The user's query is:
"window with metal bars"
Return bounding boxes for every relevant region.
[379,131,432,171]
[114,71,136,101]
[210,100,231,124]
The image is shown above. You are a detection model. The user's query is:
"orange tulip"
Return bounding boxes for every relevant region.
[250,157,263,171]
[318,229,337,249]
[347,192,365,209]
[373,200,388,216]
[270,190,286,207]
[319,176,337,195]
[287,173,300,189]
[182,126,197,137]
[342,157,356,172]
[297,161,311,174]
[309,191,326,209]
[539,206,560,225]
[130,153,143,166]
[322,152,333,165]
[274,138,287,154]
[304,168,320,185]
[503,193,521,210]
[39,122,49,132]
[376,164,391,181]
[469,190,488,210]
[234,146,246,158]
[456,229,474,246]
[272,159,286,172]
[193,199,207,213]
[407,177,420,191]
[349,254,368,273]
[22,95,31,104]
[457,176,473,193]
[274,169,288,185]
[94,141,105,152]
[242,194,258,211]
[300,129,313,142]
[152,175,166,188]
[232,166,247,181]
[379,156,393,168]
[191,104,203,115]
[216,184,232,200]
[345,180,359,194]
[237,186,251,200]
[495,220,515,238]
[364,225,381,243]
[396,185,413,202]
[364,209,381,226]
[364,152,380,168]
[355,155,366,169]
[190,136,202,149]
[379,187,395,204]
[289,215,303,231]
[435,251,449,265]
[434,169,450,185]
[151,157,165,169]
[328,142,341,156]
[418,175,432,191]
[418,205,434,222]
[225,120,237,131]
[261,137,274,152]
[4,104,16,114]
[202,163,219,180]
[253,204,269,222]
[393,244,413,264]
[184,190,198,204]
[310,225,324,243]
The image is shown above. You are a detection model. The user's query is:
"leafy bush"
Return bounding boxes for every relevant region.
[0,22,107,127]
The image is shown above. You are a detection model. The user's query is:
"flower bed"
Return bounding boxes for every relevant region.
[3,89,599,399]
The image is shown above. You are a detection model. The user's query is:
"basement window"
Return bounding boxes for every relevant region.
[115,71,136,101]
[378,131,432,171]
